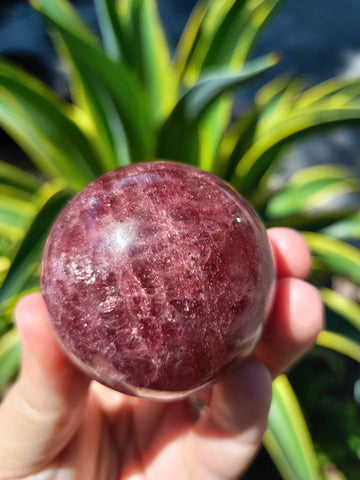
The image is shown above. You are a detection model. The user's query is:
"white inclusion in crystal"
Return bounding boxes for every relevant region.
[69,256,96,284]
[236,217,242,223]
[84,323,88,327]
[104,342,116,357]
[112,222,135,253]
[130,326,142,339]
[99,296,118,313]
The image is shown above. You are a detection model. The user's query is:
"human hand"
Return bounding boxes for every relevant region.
[0,228,323,480]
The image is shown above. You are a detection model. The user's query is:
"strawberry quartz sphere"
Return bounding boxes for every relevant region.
[41,161,274,400]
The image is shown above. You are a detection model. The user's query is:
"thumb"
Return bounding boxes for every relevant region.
[0,293,90,479]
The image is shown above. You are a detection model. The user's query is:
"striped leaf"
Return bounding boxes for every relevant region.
[0,188,72,309]
[216,105,260,179]
[264,375,321,480]
[173,0,208,83]
[0,160,40,194]
[34,0,154,164]
[0,328,21,396]
[0,60,99,190]
[202,0,286,70]
[232,80,360,195]
[317,331,360,363]
[175,0,283,171]
[233,105,360,195]
[264,210,360,233]
[255,163,359,216]
[158,55,277,165]
[33,0,123,170]
[295,77,360,110]
[321,288,360,331]
[30,0,96,43]
[0,287,40,328]
[290,163,355,185]
[117,0,177,124]
[321,212,360,240]
[95,0,126,62]
[176,0,285,83]
[256,78,308,136]
[303,232,360,284]
[0,188,36,232]
[266,178,360,218]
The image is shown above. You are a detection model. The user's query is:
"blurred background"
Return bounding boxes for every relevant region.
[1,0,360,176]
[0,1,359,479]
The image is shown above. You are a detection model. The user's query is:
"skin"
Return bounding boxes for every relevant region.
[0,228,323,480]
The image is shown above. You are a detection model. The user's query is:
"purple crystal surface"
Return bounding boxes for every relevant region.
[41,161,274,398]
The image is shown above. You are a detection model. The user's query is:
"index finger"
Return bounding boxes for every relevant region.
[267,227,312,279]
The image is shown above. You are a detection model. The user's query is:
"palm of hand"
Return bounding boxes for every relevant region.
[0,229,323,480]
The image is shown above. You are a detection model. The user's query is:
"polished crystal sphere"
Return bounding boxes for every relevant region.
[41,161,274,399]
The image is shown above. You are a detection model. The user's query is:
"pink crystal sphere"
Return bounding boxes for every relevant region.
[41,161,274,399]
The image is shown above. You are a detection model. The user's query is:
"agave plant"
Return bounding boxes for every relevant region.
[0,0,359,478]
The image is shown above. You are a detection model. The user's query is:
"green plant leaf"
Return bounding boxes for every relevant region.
[30,0,97,42]
[0,189,35,231]
[265,178,360,218]
[256,74,304,109]
[0,188,73,309]
[0,160,41,194]
[295,77,360,110]
[34,2,154,163]
[178,0,285,83]
[177,0,243,84]
[118,0,177,124]
[30,0,125,171]
[317,331,360,363]
[320,212,360,240]
[303,232,360,284]
[158,55,277,165]
[0,287,40,328]
[0,60,100,190]
[72,72,132,169]
[216,105,260,179]
[176,0,283,171]
[173,0,208,82]
[233,105,360,195]
[256,77,307,137]
[0,257,10,276]
[234,80,360,196]
[95,0,125,61]
[198,97,234,172]
[202,0,285,70]
[264,209,359,232]
[0,328,21,395]
[320,288,360,331]
[0,224,24,243]
[252,162,355,213]
[289,163,354,186]
[264,375,321,480]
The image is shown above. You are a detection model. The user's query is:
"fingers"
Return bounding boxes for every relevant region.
[267,227,312,279]
[258,228,323,377]
[184,359,272,480]
[0,293,90,479]
[254,278,324,378]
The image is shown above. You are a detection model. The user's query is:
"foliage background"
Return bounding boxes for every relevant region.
[0,1,359,479]
[2,0,360,179]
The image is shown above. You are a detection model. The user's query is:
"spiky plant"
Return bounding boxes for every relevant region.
[0,0,359,478]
